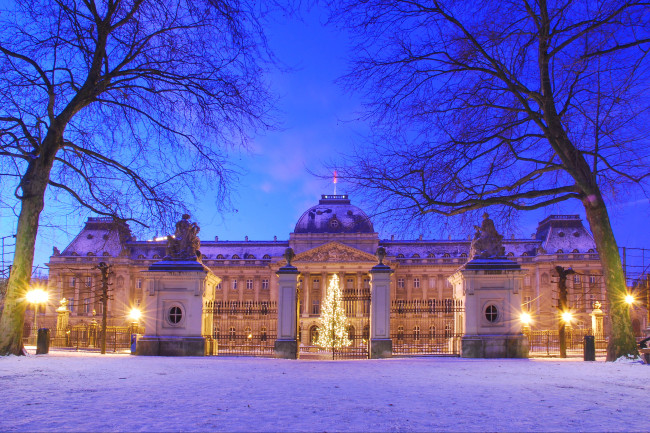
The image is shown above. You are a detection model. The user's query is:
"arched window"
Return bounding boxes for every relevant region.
[427,253,435,258]
[522,252,528,257]
[263,254,271,259]
[309,325,319,345]
[429,325,436,340]
[572,249,579,253]
[587,249,595,253]
[229,326,236,341]
[396,253,404,258]
[232,254,240,259]
[244,327,253,342]
[443,253,450,258]
[86,252,95,256]
[153,254,160,259]
[556,249,563,254]
[137,254,145,259]
[444,324,452,338]
[412,253,420,258]
[507,252,514,257]
[413,326,420,341]
[216,254,224,259]
[102,252,110,257]
[260,327,268,342]
[460,253,467,258]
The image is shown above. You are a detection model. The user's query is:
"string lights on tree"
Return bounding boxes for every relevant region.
[315,274,351,358]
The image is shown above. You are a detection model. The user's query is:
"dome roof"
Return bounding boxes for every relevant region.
[294,195,374,234]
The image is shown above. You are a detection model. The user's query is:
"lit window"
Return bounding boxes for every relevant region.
[261,279,269,290]
[312,300,320,315]
[413,278,420,288]
[246,279,253,290]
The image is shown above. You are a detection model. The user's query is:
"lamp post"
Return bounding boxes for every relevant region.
[128,307,142,334]
[26,288,48,333]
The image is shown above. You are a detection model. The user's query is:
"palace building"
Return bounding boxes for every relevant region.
[44,194,615,356]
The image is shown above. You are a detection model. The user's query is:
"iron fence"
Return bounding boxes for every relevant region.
[210,301,278,356]
[525,329,608,356]
[23,324,143,352]
[390,299,464,356]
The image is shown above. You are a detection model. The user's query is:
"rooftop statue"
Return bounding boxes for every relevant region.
[469,213,505,259]
[165,214,201,260]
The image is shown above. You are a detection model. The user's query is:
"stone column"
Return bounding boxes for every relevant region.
[302,272,310,317]
[274,261,300,359]
[370,259,393,359]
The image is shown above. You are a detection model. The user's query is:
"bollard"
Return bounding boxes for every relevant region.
[130,334,138,355]
[583,335,595,361]
[36,328,50,355]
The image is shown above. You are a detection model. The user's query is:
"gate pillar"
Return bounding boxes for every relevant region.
[274,248,300,359]
[370,247,393,359]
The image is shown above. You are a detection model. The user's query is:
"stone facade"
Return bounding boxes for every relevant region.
[44,195,618,341]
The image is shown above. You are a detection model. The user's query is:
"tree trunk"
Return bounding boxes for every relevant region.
[0,135,59,356]
[582,193,638,361]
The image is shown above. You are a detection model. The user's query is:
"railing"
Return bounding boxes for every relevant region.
[210,301,278,357]
[24,324,143,352]
[391,299,463,355]
[525,329,607,356]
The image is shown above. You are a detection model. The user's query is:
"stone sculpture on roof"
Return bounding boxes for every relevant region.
[469,212,505,259]
[165,214,201,260]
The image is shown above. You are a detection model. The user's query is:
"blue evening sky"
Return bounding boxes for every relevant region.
[0,7,649,275]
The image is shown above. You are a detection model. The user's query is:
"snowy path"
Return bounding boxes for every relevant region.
[0,350,648,432]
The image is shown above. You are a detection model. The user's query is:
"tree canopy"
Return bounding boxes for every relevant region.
[326,0,650,359]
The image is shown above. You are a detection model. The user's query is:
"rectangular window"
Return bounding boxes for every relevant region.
[97,302,104,314]
[524,276,531,286]
[70,277,76,287]
[136,279,142,289]
[83,298,91,314]
[68,298,75,313]
[363,278,370,289]
[312,279,320,291]
[346,278,354,289]
[573,275,580,284]
[246,279,253,290]
[523,296,532,312]
[589,275,596,284]
[397,278,405,289]
[216,282,222,290]
[232,279,238,290]
[312,300,320,315]
[85,276,92,287]
[262,279,269,290]
[413,278,420,289]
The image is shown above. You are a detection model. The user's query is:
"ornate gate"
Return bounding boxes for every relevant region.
[390,299,464,355]
[211,301,278,356]
[299,287,371,359]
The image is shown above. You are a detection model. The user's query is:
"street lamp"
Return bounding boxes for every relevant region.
[624,293,635,306]
[520,312,532,332]
[26,288,48,331]
[128,307,141,333]
[561,311,573,324]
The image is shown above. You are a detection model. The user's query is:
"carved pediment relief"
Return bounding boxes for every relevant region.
[293,242,377,263]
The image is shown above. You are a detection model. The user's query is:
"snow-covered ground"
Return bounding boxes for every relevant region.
[1,349,648,432]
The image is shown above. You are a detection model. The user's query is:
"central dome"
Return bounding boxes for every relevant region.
[294,195,374,234]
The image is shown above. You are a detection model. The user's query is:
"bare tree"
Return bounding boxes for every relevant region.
[0,0,279,355]
[326,0,650,360]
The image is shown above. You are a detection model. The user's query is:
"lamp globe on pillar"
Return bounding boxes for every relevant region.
[128,307,142,334]
[26,287,49,331]
[520,312,532,333]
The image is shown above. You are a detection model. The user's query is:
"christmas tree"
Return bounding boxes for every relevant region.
[315,274,352,357]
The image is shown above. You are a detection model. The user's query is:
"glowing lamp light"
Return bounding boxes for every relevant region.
[561,311,573,323]
[128,307,142,322]
[26,288,48,304]
[247,333,253,340]
[520,312,532,325]
[624,294,635,305]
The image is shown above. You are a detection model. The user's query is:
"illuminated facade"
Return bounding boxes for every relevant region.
[45,194,617,348]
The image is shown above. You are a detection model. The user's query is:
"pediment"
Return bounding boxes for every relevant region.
[293,242,377,263]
